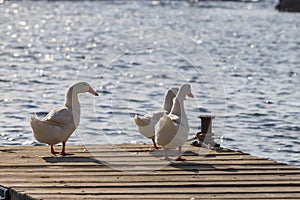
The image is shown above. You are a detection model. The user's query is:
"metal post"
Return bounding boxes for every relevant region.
[0,186,10,200]
[192,115,220,148]
[200,115,214,134]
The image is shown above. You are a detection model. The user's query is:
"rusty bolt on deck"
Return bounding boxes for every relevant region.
[190,115,220,149]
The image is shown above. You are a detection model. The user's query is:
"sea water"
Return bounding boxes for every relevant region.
[0,0,299,166]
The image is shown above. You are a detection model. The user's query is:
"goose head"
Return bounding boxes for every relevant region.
[178,83,194,100]
[169,84,193,116]
[72,82,99,96]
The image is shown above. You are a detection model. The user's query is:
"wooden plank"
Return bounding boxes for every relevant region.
[0,152,273,161]
[2,173,300,182]
[0,144,299,200]
[4,180,300,188]
[1,167,300,175]
[10,186,300,194]
[26,193,300,200]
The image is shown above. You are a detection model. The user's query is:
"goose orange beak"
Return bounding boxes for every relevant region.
[88,88,99,96]
[187,92,194,98]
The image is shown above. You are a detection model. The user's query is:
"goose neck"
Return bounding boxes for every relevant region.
[162,90,174,112]
[177,89,187,101]
[170,97,186,117]
[65,87,80,114]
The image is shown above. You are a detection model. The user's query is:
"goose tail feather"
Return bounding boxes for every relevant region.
[134,114,150,127]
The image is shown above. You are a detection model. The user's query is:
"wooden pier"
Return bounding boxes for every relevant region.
[1,144,300,199]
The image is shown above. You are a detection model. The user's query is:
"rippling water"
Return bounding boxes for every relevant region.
[0,0,299,166]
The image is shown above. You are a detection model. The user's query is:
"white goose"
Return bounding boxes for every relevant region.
[30,82,99,155]
[155,84,194,161]
[134,88,179,149]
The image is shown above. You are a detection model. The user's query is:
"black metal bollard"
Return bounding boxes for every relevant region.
[192,115,220,148]
[200,115,214,134]
[0,186,10,200]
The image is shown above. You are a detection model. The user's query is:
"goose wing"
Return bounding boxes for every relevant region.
[42,106,75,127]
[144,110,166,120]
[168,113,180,125]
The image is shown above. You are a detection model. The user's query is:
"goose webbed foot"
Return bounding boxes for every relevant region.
[51,145,59,155]
[175,146,186,161]
[58,141,74,156]
[175,156,186,161]
[152,138,160,150]
[59,151,74,156]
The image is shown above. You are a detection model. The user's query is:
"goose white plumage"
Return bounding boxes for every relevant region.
[155,83,194,161]
[134,88,179,149]
[30,82,99,155]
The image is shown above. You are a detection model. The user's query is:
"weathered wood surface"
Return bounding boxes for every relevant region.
[1,144,300,200]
